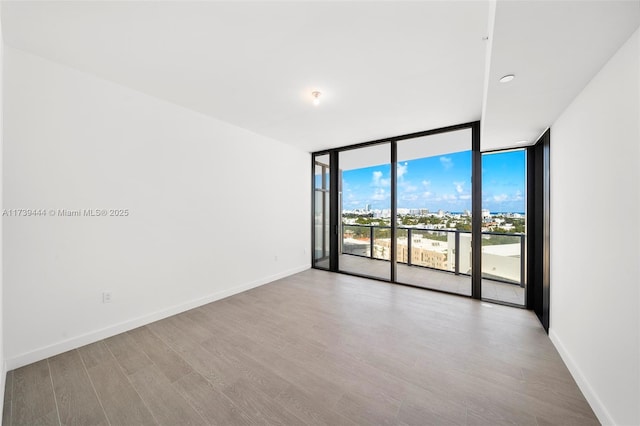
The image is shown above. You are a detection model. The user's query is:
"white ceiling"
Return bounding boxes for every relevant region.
[482,0,640,151]
[2,1,639,153]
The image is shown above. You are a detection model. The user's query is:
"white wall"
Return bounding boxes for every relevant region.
[0,6,5,420]
[3,46,310,368]
[550,28,639,426]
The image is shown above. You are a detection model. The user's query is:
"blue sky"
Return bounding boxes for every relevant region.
[340,149,525,213]
[481,150,526,212]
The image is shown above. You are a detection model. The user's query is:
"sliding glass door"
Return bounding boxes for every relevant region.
[339,143,391,281]
[312,122,487,299]
[481,149,527,306]
[395,129,472,295]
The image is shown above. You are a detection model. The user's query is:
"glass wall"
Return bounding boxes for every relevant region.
[481,149,527,306]
[339,143,391,281]
[395,129,472,295]
[311,122,516,302]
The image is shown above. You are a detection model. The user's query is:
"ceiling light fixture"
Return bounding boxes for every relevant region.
[499,74,515,83]
[312,91,322,106]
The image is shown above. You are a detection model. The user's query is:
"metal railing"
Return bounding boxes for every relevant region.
[341,224,526,287]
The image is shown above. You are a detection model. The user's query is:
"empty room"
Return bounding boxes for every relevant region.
[0,1,639,425]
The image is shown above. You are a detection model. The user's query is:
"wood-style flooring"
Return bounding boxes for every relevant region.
[2,269,598,425]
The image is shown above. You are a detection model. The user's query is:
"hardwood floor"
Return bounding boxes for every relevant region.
[2,269,598,425]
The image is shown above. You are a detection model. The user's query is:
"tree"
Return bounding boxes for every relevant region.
[456,222,471,232]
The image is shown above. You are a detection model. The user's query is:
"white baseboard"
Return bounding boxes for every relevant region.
[5,264,310,370]
[549,328,615,426]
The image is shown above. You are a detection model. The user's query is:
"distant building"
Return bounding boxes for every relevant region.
[378,233,450,270]
[343,228,521,284]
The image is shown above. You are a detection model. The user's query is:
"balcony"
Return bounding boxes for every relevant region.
[339,224,525,305]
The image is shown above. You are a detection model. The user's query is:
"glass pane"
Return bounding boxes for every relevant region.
[395,129,472,296]
[481,149,526,305]
[324,191,330,260]
[373,226,391,260]
[342,225,371,256]
[314,191,323,257]
[315,164,323,188]
[313,154,330,269]
[339,144,391,280]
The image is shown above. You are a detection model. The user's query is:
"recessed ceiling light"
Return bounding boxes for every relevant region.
[499,74,515,83]
[312,91,322,106]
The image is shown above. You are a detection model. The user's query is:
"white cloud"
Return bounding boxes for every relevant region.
[442,194,457,201]
[371,170,390,187]
[423,191,432,198]
[402,184,418,193]
[440,156,453,170]
[422,180,431,187]
[372,171,383,185]
[397,162,408,179]
[371,188,387,200]
[459,194,471,200]
[454,181,465,194]
[401,194,418,202]
[493,194,508,202]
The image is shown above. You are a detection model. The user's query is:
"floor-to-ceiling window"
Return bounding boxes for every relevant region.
[395,128,473,295]
[313,154,331,269]
[312,122,527,304]
[339,143,391,280]
[481,149,527,306]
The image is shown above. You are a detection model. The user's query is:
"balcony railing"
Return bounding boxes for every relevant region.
[341,224,525,287]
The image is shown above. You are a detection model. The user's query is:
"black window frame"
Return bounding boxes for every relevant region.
[311,121,486,299]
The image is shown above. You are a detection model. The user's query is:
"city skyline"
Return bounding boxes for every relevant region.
[341,149,526,213]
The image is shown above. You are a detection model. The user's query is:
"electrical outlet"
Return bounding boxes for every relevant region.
[102,291,112,303]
